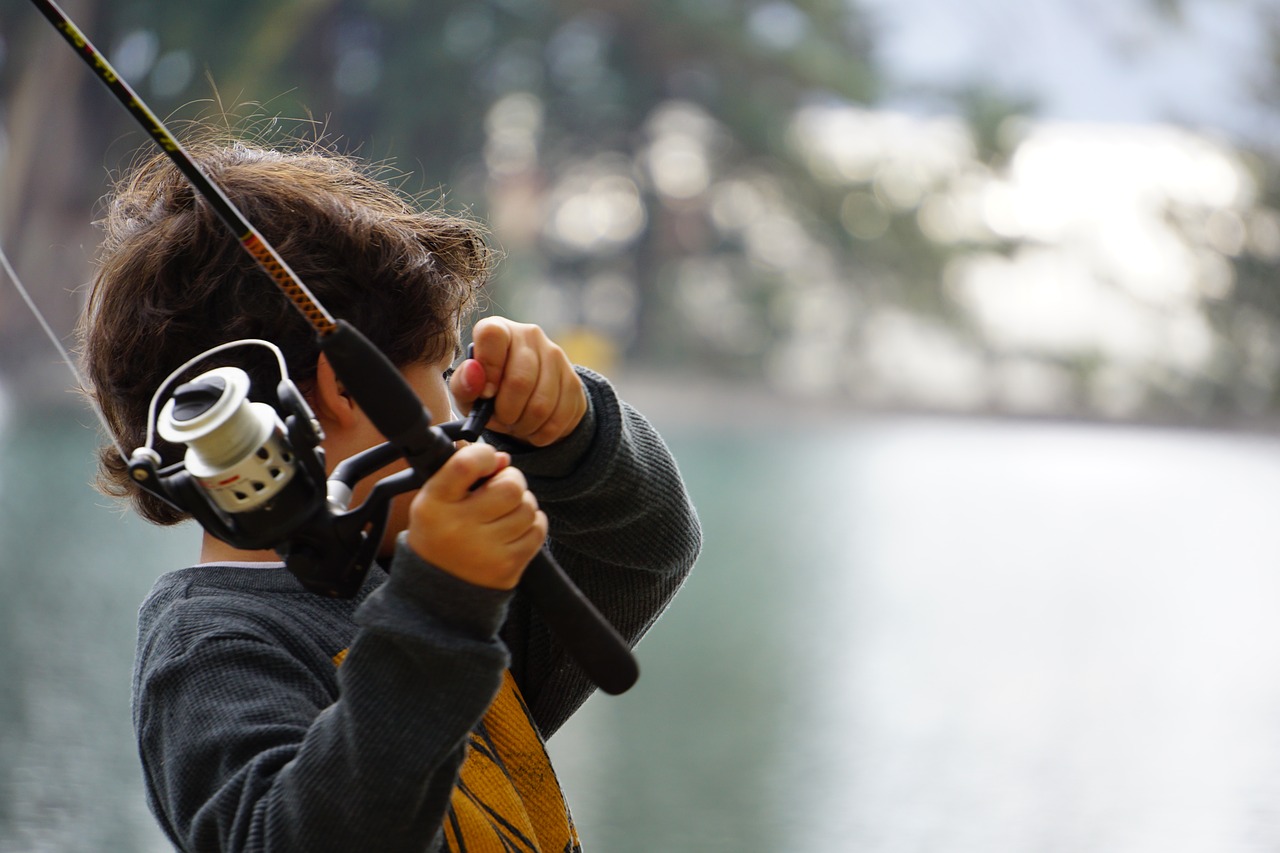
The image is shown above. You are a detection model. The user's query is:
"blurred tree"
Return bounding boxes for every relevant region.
[5,0,1280,424]
[0,0,888,388]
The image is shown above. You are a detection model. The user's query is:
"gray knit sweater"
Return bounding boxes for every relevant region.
[131,370,701,852]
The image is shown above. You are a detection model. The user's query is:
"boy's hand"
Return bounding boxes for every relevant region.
[450,317,587,447]
[405,443,547,590]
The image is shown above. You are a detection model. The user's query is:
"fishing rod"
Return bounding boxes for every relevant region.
[26,0,638,695]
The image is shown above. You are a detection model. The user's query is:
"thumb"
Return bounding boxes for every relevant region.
[449,358,488,410]
[470,318,512,398]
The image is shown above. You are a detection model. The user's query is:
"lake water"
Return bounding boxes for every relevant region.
[3,404,1280,852]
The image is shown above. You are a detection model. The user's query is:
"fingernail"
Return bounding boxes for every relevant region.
[460,359,486,395]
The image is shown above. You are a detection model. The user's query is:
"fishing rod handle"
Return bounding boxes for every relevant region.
[521,549,640,695]
[319,321,448,464]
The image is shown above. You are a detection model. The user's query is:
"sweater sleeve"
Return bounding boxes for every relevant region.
[487,368,703,736]
[133,548,512,853]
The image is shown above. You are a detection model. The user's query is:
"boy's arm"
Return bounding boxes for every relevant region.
[136,436,546,853]
[134,548,511,853]
[449,318,700,736]
[487,367,703,737]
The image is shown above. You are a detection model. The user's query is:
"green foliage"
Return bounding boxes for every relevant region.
[10,0,1280,423]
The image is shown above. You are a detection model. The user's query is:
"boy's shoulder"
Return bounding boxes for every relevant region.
[136,562,377,662]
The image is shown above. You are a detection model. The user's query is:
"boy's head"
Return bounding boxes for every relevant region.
[80,137,492,526]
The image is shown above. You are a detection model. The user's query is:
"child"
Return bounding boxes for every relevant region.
[79,137,702,852]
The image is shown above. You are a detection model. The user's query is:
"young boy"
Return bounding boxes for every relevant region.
[79,138,701,852]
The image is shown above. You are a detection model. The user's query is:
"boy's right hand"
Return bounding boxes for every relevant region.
[404,444,547,590]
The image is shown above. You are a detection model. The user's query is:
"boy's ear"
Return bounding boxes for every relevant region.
[310,352,359,430]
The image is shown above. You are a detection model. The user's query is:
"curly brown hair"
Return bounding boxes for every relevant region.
[79,137,492,525]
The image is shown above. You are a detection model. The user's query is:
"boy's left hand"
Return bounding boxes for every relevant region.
[449,317,587,447]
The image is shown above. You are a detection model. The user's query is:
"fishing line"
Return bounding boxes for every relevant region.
[0,243,129,461]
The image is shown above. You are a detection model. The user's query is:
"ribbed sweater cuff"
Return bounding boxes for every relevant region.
[355,537,514,643]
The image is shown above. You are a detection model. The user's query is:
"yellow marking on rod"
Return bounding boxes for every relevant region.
[56,20,118,83]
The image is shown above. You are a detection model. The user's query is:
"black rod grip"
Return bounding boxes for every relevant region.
[318,321,443,462]
[520,549,640,695]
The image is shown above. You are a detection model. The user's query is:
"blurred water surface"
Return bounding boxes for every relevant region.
[3,405,1280,852]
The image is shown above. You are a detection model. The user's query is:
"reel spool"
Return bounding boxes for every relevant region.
[127,341,328,554]
[157,367,298,515]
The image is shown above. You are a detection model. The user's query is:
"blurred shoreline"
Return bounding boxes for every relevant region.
[609,367,1280,440]
[5,357,1280,446]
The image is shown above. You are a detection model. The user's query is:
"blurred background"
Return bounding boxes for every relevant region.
[3,0,1280,850]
